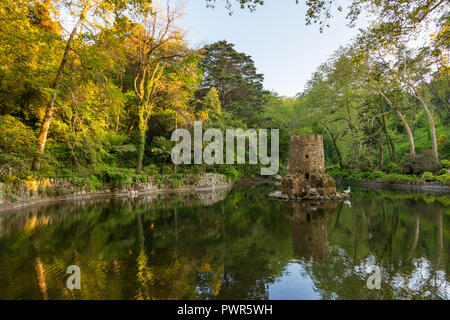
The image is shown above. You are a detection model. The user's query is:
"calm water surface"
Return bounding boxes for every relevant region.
[0,184,448,300]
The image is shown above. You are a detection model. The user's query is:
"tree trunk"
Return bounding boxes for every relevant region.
[136,126,145,174]
[378,139,384,168]
[414,93,439,162]
[322,122,343,167]
[379,91,415,156]
[32,4,89,171]
[395,110,416,156]
[136,102,153,174]
[379,98,396,162]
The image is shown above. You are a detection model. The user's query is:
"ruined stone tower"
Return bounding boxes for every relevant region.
[270,134,348,201]
[287,135,325,179]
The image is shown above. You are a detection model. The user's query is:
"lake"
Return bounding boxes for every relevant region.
[0,184,448,300]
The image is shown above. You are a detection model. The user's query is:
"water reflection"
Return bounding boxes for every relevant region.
[283,201,336,262]
[0,185,448,300]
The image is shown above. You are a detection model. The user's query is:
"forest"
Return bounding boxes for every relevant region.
[0,0,449,189]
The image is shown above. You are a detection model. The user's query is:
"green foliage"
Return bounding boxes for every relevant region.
[150,137,174,164]
[325,164,444,185]
[382,162,402,174]
[222,166,243,181]
[160,165,174,175]
[402,150,440,175]
[0,115,36,156]
[199,87,222,121]
[436,173,450,185]
[421,171,435,182]
[438,136,450,160]
[197,40,267,126]
[98,167,147,190]
[441,159,450,169]
[142,164,159,176]
[0,153,25,177]
[69,175,102,191]
[0,0,446,189]
[378,174,421,184]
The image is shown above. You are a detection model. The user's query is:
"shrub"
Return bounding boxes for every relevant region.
[86,175,102,191]
[325,164,340,174]
[150,136,174,164]
[438,136,450,160]
[0,153,25,177]
[0,115,37,155]
[402,150,440,175]
[325,164,350,178]
[440,159,450,169]
[167,177,183,189]
[142,164,159,176]
[99,167,136,189]
[346,155,376,172]
[361,170,385,180]
[186,174,201,185]
[160,165,173,175]
[382,162,402,174]
[223,166,242,180]
[421,172,435,182]
[436,173,450,185]
[379,173,420,184]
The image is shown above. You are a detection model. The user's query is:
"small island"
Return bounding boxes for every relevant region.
[269,135,350,201]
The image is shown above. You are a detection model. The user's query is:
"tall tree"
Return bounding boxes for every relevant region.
[32,0,154,171]
[377,47,441,162]
[197,40,266,125]
[125,2,194,173]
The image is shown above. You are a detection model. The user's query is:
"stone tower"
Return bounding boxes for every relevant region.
[271,134,348,201]
[287,135,325,179]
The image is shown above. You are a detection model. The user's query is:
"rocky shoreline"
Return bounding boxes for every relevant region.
[268,188,350,201]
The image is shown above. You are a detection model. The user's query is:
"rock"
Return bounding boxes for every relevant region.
[274,175,283,181]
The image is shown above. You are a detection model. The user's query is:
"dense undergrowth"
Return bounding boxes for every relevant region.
[326,159,450,185]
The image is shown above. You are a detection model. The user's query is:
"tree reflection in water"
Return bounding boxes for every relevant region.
[0,185,448,299]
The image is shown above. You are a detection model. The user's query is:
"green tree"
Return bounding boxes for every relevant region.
[197,40,266,125]
[31,0,155,171]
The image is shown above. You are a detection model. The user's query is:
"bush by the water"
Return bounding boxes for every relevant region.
[326,164,450,185]
[402,150,440,175]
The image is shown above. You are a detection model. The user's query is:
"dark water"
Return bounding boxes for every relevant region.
[0,184,449,300]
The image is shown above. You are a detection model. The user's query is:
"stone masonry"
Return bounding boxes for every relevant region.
[287,135,325,176]
[270,135,349,201]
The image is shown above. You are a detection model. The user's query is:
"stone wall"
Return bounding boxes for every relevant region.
[0,186,233,237]
[0,173,232,213]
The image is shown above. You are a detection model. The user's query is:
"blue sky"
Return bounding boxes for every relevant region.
[182,0,367,97]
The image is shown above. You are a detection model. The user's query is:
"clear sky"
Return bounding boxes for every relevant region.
[181,0,368,97]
